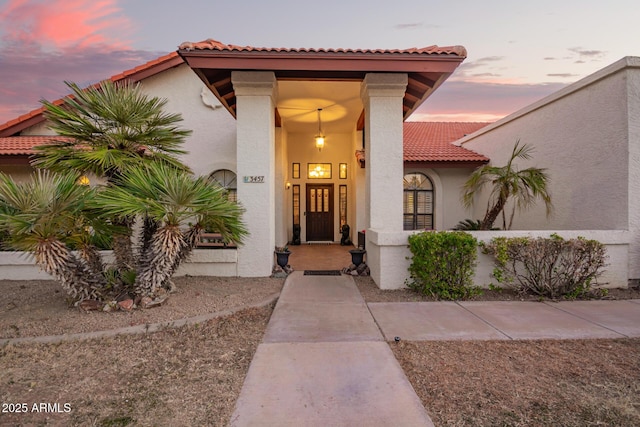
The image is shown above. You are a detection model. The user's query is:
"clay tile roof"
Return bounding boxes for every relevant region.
[0,136,72,155]
[403,122,490,163]
[178,38,467,57]
[0,52,184,137]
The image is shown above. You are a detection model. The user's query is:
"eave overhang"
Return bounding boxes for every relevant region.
[178,41,466,122]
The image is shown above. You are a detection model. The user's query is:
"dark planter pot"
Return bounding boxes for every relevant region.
[349,249,366,266]
[275,251,291,268]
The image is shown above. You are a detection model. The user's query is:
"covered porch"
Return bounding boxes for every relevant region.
[178,39,467,288]
[285,243,355,272]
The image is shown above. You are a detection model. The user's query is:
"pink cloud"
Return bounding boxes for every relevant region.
[0,0,132,51]
[0,0,161,125]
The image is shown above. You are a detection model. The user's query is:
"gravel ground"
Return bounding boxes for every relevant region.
[2,275,639,426]
[0,276,282,426]
[0,276,283,339]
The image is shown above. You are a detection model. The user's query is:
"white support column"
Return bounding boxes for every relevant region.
[360,73,408,288]
[232,71,277,277]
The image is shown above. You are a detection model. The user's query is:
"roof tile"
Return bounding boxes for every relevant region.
[178,38,467,57]
[0,136,71,155]
[403,122,490,162]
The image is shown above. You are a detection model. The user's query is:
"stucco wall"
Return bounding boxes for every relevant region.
[21,121,56,136]
[275,127,288,246]
[354,130,366,237]
[0,164,34,182]
[137,64,237,178]
[459,57,640,279]
[626,63,640,279]
[367,230,629,290]
[461,59,634,231]
[0,249,238,280]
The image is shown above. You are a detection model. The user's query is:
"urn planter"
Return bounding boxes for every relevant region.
[275,250,291,268]
[349,249,366,266]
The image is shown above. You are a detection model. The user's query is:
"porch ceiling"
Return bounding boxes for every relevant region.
[178,39,466,133]
[277,80,361,133]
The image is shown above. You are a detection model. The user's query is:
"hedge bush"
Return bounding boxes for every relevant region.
[482,234,608,298]
[407,231,480,300]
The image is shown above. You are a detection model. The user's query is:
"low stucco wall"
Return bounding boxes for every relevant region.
[469,230,629,289]
[0,249,238,280]
[370,230,630,290]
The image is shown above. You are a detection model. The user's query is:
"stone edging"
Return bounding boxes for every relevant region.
[0,292,280,346]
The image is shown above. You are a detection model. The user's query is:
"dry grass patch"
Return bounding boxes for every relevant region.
[393,338,640,426]
[1,304,273,426]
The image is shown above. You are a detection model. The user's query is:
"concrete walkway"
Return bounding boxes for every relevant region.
[370,299,640,341]
[229,271,434,426]
[229,272,640,426]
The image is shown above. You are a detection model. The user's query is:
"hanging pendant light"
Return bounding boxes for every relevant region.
[314,108,325,151]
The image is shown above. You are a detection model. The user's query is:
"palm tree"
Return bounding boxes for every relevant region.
[462,140,552,230]
[33,80,190,178]
[0,170,109,302]
[0,82,247,305]
[94,162,248,297]
[32,80,193,270]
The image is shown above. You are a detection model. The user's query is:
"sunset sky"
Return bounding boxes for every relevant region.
[0,0,638,124]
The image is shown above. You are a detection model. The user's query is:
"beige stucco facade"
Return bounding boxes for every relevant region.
[3,51,638,289]
[459,56,640,281]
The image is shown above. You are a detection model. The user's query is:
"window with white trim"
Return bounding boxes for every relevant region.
[209,169,237,202]
[403,173,434,230]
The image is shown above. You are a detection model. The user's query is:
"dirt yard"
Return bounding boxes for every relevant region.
[0,276,283,426]
[356,276,640,426]
[1,275,639,426]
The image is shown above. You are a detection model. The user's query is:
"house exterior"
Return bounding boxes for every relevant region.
[0,39,489,288]
[1,40,636,289]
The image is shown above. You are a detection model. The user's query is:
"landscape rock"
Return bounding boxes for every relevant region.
[271,264,293,278]
[78,300,102,312]
[343,262,370,277]
[140,296,153,308]
[117,299,134,311]
[141,295,168,309]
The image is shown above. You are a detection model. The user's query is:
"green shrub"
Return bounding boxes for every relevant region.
[407,231,480,300]
[483,234,608,299]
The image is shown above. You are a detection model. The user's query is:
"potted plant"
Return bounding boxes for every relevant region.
[274,245,291,268]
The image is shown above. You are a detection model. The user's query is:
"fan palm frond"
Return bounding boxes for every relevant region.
[461,140,552,230]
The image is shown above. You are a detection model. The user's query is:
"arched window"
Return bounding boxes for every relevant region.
[209,169,237,202]
[403,173,434,230]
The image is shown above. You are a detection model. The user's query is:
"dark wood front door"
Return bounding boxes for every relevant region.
[306,184,334,241]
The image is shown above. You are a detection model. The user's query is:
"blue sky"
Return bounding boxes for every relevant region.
[0,0,638,124]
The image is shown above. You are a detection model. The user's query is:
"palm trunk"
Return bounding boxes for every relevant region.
[169,225,204,284]
[135,225,185,296]
[35,238,106,303]
[112,217,135,271]
[78,244,104,277]
[481,194,507,230]
[140,215,160,260]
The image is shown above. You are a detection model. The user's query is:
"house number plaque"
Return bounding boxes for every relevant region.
[243,176,265,183]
